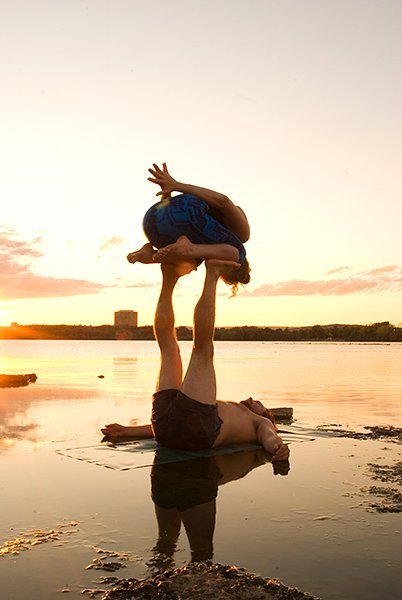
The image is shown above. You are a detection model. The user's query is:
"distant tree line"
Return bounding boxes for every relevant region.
[1,321,401,342]
[214,322,402,342]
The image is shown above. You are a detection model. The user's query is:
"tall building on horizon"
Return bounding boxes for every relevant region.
[114,310,138,329]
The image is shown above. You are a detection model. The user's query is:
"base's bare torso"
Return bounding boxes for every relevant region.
[214,401,262,447]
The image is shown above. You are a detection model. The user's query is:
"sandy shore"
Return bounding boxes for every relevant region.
[316,424,402,443]
[316,425,402,513]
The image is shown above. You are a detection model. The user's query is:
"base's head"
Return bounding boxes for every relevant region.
[221,258,251,296]
[240,397,277,429]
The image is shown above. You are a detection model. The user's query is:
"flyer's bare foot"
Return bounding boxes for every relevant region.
[154,235,193,260]
[127,243,156,264]
[205,258,241,277]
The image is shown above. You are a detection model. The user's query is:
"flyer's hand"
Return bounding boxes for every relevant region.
[148,163,178,199]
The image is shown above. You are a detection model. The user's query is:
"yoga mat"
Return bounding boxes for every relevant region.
[55,428,314,471]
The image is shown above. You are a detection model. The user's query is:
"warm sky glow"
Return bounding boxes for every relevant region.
[1,0,401,327]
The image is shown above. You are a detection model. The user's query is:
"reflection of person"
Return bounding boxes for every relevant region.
[149,448,289,571]
[149,456,219,569]
[102,260,289,462]
[127,163,251,294]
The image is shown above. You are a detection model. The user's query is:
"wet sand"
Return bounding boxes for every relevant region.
[316,425,402,443]
[315,425,402,513]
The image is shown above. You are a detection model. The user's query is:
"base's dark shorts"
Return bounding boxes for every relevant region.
[151,388,223,451]
[151,457,221,511]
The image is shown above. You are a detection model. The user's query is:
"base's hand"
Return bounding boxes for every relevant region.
[271,442,290,462]
[101,423,127,438]
[148,163,178,198]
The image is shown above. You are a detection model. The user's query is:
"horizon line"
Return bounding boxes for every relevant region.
[1,321,400,330]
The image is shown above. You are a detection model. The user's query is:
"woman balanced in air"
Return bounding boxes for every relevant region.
[127,163,251,293]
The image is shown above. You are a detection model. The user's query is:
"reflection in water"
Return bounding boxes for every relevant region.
[0,423,39,451]
[112,356,139,386]
[0,386,101,451]
[148,449,290,573]
[113,358,138,364]
[0,387,39,450]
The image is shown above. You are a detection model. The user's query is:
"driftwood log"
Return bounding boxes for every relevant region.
[0,374,38,388]
[270,407,293,423]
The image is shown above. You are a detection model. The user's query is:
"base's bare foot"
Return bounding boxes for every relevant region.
[161,260,197,278]
[205,258,241,277]
[127,243,156,264]
[154,235,193,260]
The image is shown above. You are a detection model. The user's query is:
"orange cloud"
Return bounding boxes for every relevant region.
[0,272,107,300]
[325,266,351,275]
[242,266,402,297]
[0,228,106,300]
[365,265,399,276]
[125,282,159,288]
[99,236,125,251]
[0,229,42,258]
[0,228,154,300]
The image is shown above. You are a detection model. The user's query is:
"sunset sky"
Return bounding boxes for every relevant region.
[1,0,401,327]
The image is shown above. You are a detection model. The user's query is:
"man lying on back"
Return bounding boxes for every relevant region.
[102,260,289,463]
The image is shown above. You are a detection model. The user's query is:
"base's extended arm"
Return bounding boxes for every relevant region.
[101,423,154,439]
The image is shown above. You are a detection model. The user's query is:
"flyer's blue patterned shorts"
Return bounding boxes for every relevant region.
[142,194,246,263]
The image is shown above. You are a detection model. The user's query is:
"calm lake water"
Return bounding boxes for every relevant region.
[1,340,401,599]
